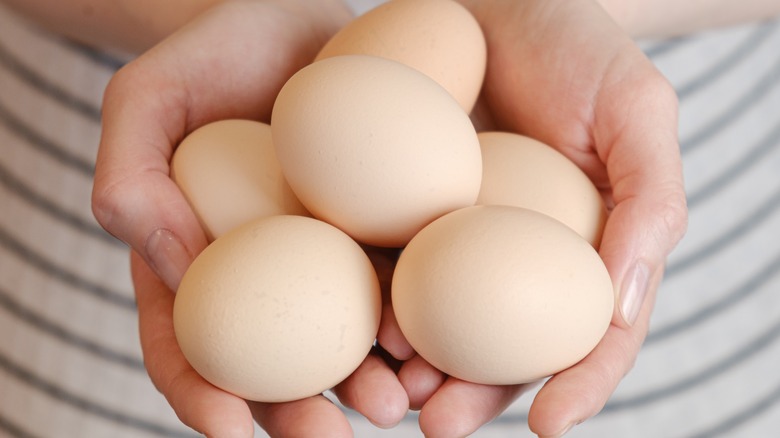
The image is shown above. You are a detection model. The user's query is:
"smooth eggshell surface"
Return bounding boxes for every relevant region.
[392,205,614,385]
[315,0,486,113]
[173,215,381,403]
[171,119,308,241]
[476,131,607,247]
[271,55,482,248]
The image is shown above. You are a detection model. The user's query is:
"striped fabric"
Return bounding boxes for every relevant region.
[1,1,779,437]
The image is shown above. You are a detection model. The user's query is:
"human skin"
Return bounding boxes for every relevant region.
[96,1,411,436]
[98,1,688,436]
[598,0,780,37]
[372,1,689,436]
[7,0,777,435]
[0,0,223,54]
[3,0,780,54]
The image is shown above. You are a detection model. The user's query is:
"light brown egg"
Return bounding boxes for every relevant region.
[476,131,607,247]
[173,215,381,403]
[271,55,482,248]
[316,0,486,113]
[171,119,308,241]
[392,205,614,385]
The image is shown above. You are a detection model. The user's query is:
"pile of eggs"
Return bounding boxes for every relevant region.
[171,0,614,403]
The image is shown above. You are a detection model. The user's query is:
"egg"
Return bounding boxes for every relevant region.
[476,131,607,247]
[392,205,614,385]
[271,55,482,248]
[315,0,486,113]
[171,119,308,240]
[173,215,381,403]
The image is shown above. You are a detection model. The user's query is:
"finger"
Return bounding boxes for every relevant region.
[131,250,254,437]
[250,395,353,438]
[462,0,687,330]
[377,303,415,360]
[331,349,409,428]
[363,246,415,360]
[418,377,529,438]
[93,2,348,291]
[397,354,446,411]
[528,268,662,437]
[593,65,688,328]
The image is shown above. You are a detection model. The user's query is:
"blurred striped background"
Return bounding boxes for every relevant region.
[1,1,779,437]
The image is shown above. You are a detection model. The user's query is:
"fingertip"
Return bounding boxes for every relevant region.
[397,355,445,411]
[173,377,256,438]
[332,352,409,428]
[527,319,649,437]
[251,395,353,438]
[132,251,255,437]
[144,227,196,292]
[365,246,415,361]
[418,378,526,438]
[377,305,415,361]
[527,373,593,438]
[93,166,207,292]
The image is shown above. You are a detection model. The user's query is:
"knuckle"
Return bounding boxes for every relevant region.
[657,184,689,246]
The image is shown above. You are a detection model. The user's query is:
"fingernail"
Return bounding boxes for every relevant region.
[620,262,650,326]
[145,228,192,292]
[539,421,575,438]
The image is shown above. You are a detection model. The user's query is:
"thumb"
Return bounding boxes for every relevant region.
[92,1,346,290]
[92,57,207,292]
[595,72,688,328]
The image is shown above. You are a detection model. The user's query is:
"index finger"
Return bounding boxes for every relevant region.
[92,2,346,290]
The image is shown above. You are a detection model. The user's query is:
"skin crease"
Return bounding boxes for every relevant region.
[101,2,409,437]
[104,0,689,437]
[4,0,778,434]
[404,1,688,436]
[20,0,769,434]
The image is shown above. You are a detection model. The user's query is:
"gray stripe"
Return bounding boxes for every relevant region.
[0,100,95,177]
[0,160,122,248]
[685,118,780,208]
[603,315,780,413]
[684,378,780,438]
[0,39,102,122]
[676,22,777,99]
[484,311,780,425]
[0,225,136,310]
[0,413,38,438]
[680,51,780,155]
[643,36,690,59]
[0,350,197,437]
[0,284,144,370]
[649,250,780,344]
[56,38,126,72]
[666,182,780,278]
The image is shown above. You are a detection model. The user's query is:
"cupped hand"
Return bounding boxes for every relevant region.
[94,1,408,436]
[377,0,689,436]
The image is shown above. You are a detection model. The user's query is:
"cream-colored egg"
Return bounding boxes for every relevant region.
[316,0,486,113]
[173,215,381,403]
[392,205,614,385]
[171,119,308,241]
[271,55,482,248]
[476,131,607,247]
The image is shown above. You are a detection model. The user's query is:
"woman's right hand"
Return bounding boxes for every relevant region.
[93,1,409,435]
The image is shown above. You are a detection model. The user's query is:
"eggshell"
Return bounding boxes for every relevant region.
[173,215,381,403]
[316,0,486,113]
[476,131,607,247]
[392,205,614,385]
[171,119,309,241]
[271,55,482,248]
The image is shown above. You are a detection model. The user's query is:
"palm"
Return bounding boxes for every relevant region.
[396,1,687,437]
[96,2,413,436]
